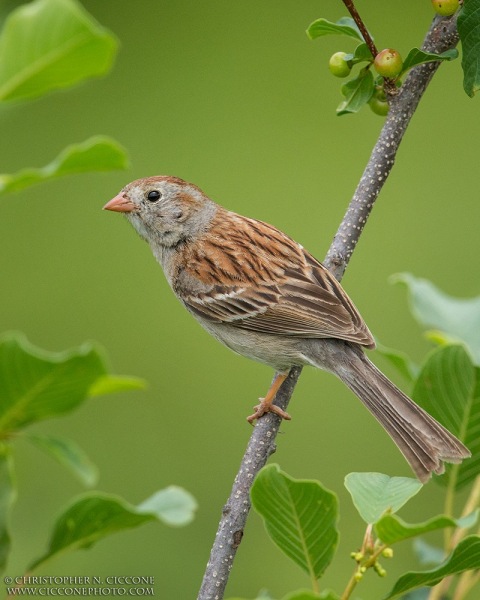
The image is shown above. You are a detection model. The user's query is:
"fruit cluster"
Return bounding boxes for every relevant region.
[315,0,460,117]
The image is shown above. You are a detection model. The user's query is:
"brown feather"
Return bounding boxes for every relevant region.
[177,208,375,348]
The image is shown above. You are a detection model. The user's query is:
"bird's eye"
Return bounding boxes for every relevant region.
[147,190,162,202]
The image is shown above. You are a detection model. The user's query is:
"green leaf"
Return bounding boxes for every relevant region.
[344,473,422,524]
[306,17,362,41]
[458,0,480,96]
[424,329,463,347]
[137,486,198,527]
[375,510,478,545]
[317,593,340,600]
[0,445,15,574]
[0,136,129,195]
[384,535,480,599]
[401,48,458,75]
[0,0,118,102]
[251,464,338,581]
[412,345,479,489]
[337,68,374,115]
[26,434,98,487]
[398,589,429,600]
[88,374,146,397]
[374,342,419,383]
[0,332,104,433]
[284,591,336,600]
[226,593,275,600]
[30,486,197,570]
[343,43,373,64]
[392,273,480,365]
[0,332,140,434]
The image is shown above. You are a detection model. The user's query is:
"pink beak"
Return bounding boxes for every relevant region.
[103,194,136,213]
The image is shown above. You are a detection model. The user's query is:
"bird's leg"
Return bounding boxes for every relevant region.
[247,373,291,424]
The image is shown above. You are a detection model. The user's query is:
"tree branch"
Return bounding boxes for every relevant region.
[198,13,459,600]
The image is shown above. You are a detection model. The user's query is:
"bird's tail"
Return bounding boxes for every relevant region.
[308,341,470,482]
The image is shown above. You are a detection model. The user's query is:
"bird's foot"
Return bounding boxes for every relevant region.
[246,372,291,424]
[246,398,291,424]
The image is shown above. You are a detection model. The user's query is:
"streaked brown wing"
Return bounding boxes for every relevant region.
[182,245,375,349]
[236,262,374,347]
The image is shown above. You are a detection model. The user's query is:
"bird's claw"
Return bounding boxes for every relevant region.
[246,398,291,424]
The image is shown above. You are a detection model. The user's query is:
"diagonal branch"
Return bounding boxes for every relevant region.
[341,0,378,59]
[198,12,459,600]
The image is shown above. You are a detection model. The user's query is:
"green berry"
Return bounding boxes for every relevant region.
[373,49,403,79]
[368,95,389,116]
[431,0,459,16]
[354,551,364,561]
[374,562,387,577]
[350,551,364,561]
[382,547,394,558]
[329,52,352,78]
[373,84,387,102]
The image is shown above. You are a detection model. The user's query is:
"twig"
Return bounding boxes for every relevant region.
[198,12,459,600]
[428,474,480,600]
[340,538,388,600]
[341,0,378,59]
[453,571,480,600]
[450,474,480,549]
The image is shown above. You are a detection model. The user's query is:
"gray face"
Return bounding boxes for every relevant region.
[121,177,218,248]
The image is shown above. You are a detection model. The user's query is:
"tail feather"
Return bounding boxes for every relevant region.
[345,360,465,481]
[307,340,470,482]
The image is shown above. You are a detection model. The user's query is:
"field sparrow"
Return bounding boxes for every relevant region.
[104,176,470,482]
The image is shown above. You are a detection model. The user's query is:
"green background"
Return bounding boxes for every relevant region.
[1,0,479,598]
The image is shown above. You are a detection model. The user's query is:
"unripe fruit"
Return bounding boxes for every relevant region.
[329,52,352,78]
[431,0,459,16]
[374,561,387,577]
[368,95,389,116]
[350,551,364,561]
[373,49,403,79]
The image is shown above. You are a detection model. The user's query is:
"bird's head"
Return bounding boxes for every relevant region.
[104,175,217,247]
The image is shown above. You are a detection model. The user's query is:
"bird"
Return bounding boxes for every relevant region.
[103,175,470,482]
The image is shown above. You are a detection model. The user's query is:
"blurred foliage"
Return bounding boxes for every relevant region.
[0,136,128,195]
[413,345,479,490]
[393,273,480,365]
[0,333,197,575]
[0,0,194,587]
[30,486,197,571]
[0,0,117,102]
[0,332,145,432]
[0,0,127,193]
